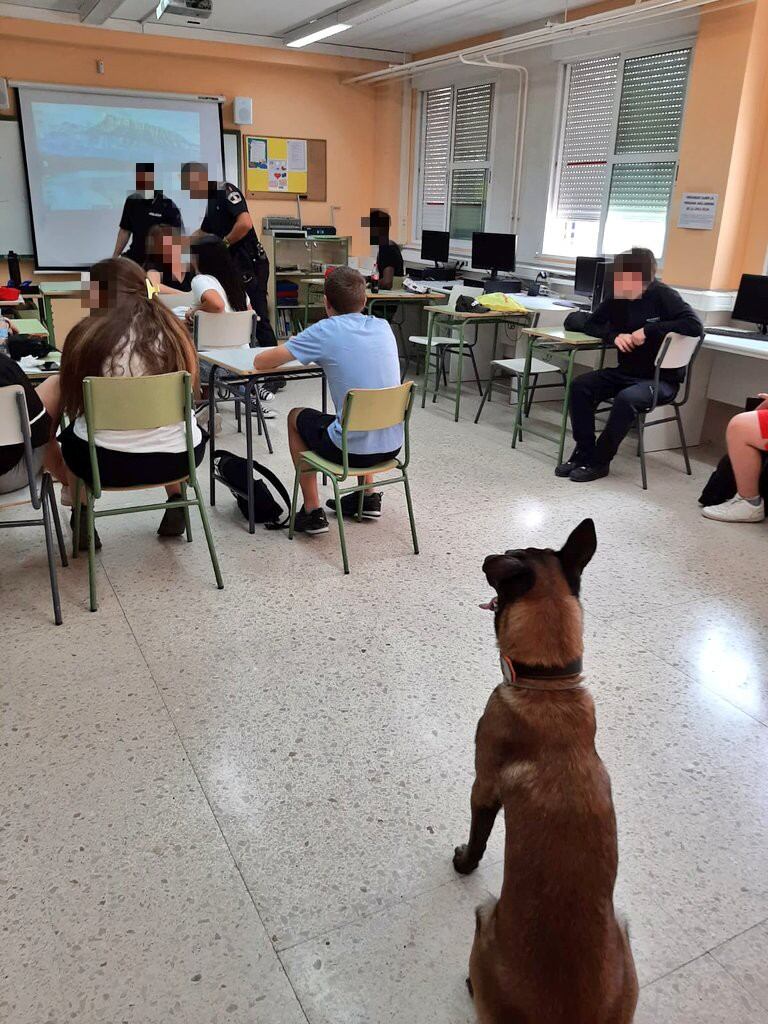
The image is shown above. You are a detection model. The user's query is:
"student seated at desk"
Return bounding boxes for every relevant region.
[556,247,703,482]
[701,394,768,523]
[371,209,404,291]
[52,258,205,548]
[0,351,53,493]
[252,266,402,535]
[144,224,193,293]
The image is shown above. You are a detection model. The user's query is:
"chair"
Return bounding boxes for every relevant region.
[475,308,568,429]
[0,385,68,624]
[634,332,705,489]
[193,309,260,431]
[288,382,418,575]
[405,284,484,389]
[71,372,223,611]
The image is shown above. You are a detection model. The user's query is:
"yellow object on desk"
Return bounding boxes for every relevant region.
[480,292,529,314]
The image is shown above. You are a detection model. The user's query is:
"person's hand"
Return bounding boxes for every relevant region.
[630,327,646,346]
[757,393,768,411]
[184,307,196,328]
[6,318,18,335]
[614,333,635,353]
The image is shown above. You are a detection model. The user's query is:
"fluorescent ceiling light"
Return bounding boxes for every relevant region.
[284,20,352,48]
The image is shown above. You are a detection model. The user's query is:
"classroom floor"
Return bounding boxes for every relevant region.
[3,377,768,1024]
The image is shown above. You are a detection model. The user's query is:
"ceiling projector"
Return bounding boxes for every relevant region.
[155,0,213,24]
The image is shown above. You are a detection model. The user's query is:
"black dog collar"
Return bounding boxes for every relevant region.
[500,654,584,691]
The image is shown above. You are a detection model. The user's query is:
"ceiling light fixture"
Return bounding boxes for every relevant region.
[284,17,352,48]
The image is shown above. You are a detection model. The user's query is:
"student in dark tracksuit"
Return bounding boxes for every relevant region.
[181,162,276,347]
[557,247,703,482]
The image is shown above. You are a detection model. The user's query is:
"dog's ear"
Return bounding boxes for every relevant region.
[483,554,535,599]
[558,518,597,592]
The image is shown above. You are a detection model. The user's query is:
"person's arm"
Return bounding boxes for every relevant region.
[113,227,131,258]
[225,211,254,248]
[196,287,226,314]
[1,317,18,335]
[253,344,295,371]
[568,299,613,341]
[633,287,703,347]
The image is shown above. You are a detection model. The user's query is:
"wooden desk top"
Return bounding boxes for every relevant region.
[522,327,605,345]
[38,281,83,297]
[12,318,49,337]
[198,347,320,377]
[366,290,444,303]
[426,304,527,321]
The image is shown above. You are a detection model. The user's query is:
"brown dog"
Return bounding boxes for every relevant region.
[453,519,638,1024]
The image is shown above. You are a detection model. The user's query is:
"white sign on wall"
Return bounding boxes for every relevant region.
[678,193,719,230]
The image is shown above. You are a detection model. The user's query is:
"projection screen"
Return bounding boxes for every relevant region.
[17,85,224,269]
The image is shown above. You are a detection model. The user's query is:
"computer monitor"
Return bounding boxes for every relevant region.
[732,274,768,335]
[471,232,516,278]
[421,230,450,267]
[574,256,612,311]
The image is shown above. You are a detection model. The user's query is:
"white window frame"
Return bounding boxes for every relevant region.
[414,81,497,248]
[545,38,695,264]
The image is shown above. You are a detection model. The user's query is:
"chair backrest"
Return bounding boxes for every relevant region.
[194,310,256,349]
[343,382,414,433]
[0,384,26,446]
[656,332,703,371]
[0,384,41,505]
[157,292,192,310]
[83,372,188,431]
[447,284,484,311]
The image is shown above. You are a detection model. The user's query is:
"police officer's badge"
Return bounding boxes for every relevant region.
[228,191,243,204]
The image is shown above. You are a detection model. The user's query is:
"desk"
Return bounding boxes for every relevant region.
[37,282,83,349]
[366,289,444,366]
[703,332,768,360]
[512,328,611,464]
[422,305,530,421]
[13,317,49,338]
[199,347,325,534]
[16,351,60,380]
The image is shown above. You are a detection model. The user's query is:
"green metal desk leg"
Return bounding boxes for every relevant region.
[44,295,55,350]
[488,322,500,404]
[422,311,436,408]
[557,350,578,465]
[511,336,534,448]
[453,322,466,422]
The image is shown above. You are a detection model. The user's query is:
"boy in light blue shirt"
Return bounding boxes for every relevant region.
[253,267,402,535]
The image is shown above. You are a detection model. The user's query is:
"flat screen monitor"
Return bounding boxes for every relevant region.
[421,230,450,265]
[575,256,612,309]
[732,274,768,334]
[471,232,516,276]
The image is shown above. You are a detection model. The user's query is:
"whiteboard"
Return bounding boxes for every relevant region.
[0,119,34,256]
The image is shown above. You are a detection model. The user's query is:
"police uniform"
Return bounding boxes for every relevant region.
[119,192,182,266]
[201,182,276,345]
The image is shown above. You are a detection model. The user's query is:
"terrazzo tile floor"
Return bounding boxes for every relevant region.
[2,378,768,1023]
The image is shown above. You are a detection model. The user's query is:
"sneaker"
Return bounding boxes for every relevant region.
[252,401,276,420]
[293,506,330,535]
[264,377,287,393]
[701,495,765,523]
[157,497,187,537]
[555,460,577,479]
[258,385,275,402]
[326,492,383,519]
[70,509,102,552]
[569,464,610,483]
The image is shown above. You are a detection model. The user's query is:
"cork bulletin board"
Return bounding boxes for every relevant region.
[243,135,327,201]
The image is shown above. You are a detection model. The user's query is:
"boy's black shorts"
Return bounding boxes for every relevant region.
[295,408,400,468]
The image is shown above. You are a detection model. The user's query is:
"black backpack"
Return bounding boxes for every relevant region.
[699,452,768,507]
[213,450,291,528]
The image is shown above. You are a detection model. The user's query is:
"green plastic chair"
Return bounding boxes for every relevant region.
[288,381,419,574]
[71,371,224,611]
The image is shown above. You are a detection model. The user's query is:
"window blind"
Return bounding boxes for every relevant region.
[453,83,494,162]
[557,55,620,222]
[606,161,677,215]
[420,87,452,231]
[615,49,691,154]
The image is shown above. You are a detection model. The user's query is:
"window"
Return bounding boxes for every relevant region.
[418,82,494,242]
[545,46,692,260]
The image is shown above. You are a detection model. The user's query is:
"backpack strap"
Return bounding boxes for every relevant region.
[213,449,293,529]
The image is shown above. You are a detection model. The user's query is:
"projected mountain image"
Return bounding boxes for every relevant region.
[31,102,200,212]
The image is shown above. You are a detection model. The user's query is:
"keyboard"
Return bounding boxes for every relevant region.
[707,327,768,341]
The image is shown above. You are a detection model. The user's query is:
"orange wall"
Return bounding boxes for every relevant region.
[0,17,403,264]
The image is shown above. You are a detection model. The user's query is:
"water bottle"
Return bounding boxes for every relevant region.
[7,251,21,288]
[370,266,380,294]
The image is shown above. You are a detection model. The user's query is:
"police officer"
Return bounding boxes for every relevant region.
[113,162,182,266]
[181,161,276,346]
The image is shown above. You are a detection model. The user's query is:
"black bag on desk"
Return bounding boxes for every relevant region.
[213,450,291,528]
[455,296,490,314]
[7,335,54,360]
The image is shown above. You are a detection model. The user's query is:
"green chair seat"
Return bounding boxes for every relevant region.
[300,453,400,478]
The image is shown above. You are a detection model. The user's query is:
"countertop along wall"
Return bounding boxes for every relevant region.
[0,16,404,275]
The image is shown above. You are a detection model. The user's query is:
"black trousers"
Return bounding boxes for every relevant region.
[234,250,277,346]
[570,368,679,467]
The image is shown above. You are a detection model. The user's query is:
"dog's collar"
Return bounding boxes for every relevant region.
[500,654,584,691]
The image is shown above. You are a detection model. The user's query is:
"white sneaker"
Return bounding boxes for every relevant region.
[702,495,765,523]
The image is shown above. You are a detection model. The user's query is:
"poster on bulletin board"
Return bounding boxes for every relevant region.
[243,134,326,201]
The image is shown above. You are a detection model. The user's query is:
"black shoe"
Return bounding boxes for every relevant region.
[157,498,187,538]
[70,509,102,552]
[293,506,330,535]
[326,492,383,519]
[264,377,286,393]
[555,460,577,479]
[570,464,610,483]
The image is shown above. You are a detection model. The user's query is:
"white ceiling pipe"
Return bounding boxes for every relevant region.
[459,53,528,235]
[345,0,754,83]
